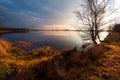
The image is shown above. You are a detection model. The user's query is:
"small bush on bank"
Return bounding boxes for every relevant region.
[113,24,120,33]
[30,46,56,58]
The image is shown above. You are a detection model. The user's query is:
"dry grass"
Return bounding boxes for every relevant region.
[104,32,120,45]
[0,39,11,54]
[83,45,105,60]
[0,44,119,80]
[0,40,110,80]
[97,44,120,80]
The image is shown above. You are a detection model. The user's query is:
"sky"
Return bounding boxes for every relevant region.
[0,0,120,29]
[0,0,80,29]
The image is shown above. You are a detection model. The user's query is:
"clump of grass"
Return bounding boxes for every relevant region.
[0,39,11,54]
[73,45,105,67]
[83,45,105,60]
[31,46,56,58]
[0,62,17,80]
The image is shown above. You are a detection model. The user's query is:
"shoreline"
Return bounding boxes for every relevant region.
[0,29,30,33]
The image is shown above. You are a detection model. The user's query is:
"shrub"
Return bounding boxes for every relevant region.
[113,24,120,33]
[85,45,105,60]
[31,46,55,57]
[79,45,105,66]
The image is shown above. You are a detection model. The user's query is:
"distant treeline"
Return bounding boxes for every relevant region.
[0,28,30,33]
[1,28,29,30]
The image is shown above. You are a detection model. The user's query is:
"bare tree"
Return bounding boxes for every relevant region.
[75,0,116,44]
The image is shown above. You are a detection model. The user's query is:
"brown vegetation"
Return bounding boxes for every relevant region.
[0,39,11,54]
[104,32,120,46]
[112,24,120,33]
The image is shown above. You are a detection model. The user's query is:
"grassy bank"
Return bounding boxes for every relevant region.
[0,32,120,80]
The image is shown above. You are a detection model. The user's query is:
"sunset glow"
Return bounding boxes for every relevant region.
[0,0,79,29]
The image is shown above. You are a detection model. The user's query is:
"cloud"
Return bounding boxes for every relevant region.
[42,24,75,30]
[0,0,79,28]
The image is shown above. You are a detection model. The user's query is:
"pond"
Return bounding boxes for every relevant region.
[0,31,84,50]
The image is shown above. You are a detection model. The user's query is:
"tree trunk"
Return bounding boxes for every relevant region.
[92,37,97,44]
[91,31,97,44]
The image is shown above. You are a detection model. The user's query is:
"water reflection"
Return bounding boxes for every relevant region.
[42,31,69,36]
[0,31,83,50]
[0,31,109,50]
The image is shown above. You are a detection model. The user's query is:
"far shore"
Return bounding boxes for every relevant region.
[0,30,11,33]
[0,28,30,33]
[0,28,114,34]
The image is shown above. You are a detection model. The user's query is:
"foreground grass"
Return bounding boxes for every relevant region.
[0,46,58,80]
[0,32,120,80]
[64,43,120,80]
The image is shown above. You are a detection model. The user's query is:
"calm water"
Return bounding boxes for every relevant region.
[0,31,83,50]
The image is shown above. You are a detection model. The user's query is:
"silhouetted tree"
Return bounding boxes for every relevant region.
[113,24,120,33]
[75,0,116,44]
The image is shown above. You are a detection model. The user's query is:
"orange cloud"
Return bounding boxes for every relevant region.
[42,24,76,30]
